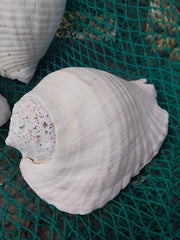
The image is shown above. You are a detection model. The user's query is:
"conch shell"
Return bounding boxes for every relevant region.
[0,94,11,127]
[6,67,169,214]
[0,0,66,83]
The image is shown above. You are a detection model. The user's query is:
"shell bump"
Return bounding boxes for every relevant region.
[0,0,66,83]
[6,67,169,214]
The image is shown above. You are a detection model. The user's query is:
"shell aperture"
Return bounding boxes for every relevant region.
[6,96,55,163]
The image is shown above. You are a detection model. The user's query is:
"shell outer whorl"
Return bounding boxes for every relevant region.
[6,95,55,163]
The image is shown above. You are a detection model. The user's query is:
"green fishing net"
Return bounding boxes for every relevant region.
[0,0,179,239]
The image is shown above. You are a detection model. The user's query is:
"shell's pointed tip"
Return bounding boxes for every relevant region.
[139,78,147,83]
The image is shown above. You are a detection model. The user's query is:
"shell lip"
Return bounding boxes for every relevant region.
[26,157,45,165]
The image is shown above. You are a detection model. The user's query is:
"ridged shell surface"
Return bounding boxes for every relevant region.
[0,94,11,127]
[6,67,169,214]
[0,0,66,83]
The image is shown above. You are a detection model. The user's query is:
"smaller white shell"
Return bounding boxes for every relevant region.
[0,0,66,83]
[0,94,11,127]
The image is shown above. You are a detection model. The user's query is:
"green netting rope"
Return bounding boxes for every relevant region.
[0,0,180,239]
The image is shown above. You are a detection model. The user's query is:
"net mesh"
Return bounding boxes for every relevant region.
[0,0,179,239]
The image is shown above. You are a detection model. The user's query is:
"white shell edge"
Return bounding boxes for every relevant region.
[0,94,11,127]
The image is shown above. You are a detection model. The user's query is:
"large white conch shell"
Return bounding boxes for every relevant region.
[6,67,169,214]
[0,94,11,127]
[0,0,66,84]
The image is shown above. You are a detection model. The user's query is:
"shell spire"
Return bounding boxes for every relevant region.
[6,67,169,214]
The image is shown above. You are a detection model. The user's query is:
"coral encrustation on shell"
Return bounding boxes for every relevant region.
[7,96,55,163]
